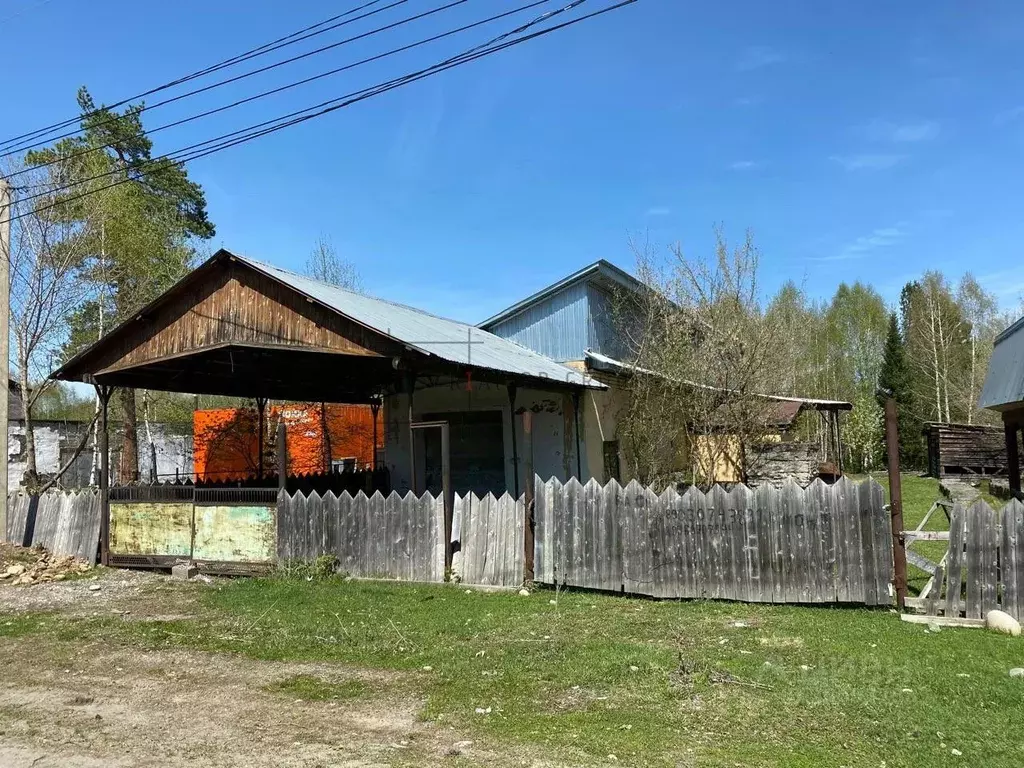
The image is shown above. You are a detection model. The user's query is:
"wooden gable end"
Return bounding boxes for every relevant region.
[85,260,389,375]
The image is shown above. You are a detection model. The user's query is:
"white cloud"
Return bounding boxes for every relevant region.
[810,225,908,262]
[736,46,786,71]
[644,206,671,217]
[734,96,762,107]
[829,153,906,171]
[994,106,1024,126]
[862,119,939,143]
[729,160,759,170]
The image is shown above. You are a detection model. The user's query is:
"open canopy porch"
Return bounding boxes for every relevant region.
[54,249,603,566]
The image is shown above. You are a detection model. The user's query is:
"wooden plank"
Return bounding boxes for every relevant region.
[737,487,761,606]
[869,480,892,606]
[777,480,797,603]
[605,480,623,593]
[944,503,966,618]
[977,501,999,617]
[352,491,369,578]
[1004,499,1024,620]
[711,485,733,600]
[754,484,776,603]
[534,478,551,584]
[964,501,983,619]
[900,614,984,628]
[621,480,646,594]
[926,563,946,616]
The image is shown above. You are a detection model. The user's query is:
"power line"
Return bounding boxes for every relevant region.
[0,0,405,153]
[6,0,638,224]
[3,0,486,173]
[13,0,589,204]
[9,0,551,179]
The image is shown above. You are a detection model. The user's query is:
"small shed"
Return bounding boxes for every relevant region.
[923,422,1006,478]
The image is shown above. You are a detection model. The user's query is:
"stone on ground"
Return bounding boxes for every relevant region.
[984,610,1022,637]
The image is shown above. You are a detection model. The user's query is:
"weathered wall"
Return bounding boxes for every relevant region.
[7,420,193,490]
[746,441,819,487]
[383,382,589,496]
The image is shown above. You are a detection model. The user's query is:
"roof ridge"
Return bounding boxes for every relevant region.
[231,252,483,330]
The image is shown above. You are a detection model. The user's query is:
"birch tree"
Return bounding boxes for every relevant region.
[4,158,90,490]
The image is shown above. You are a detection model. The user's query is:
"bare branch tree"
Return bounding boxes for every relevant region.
[617,228,780,488]
[305,235,362,291]
[4,156,88,490]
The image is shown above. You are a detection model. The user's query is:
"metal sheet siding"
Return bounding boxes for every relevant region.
[233,254,601,389]
[980,318,1024,410]
[485,282,590,362]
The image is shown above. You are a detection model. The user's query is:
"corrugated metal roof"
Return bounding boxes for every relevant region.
[980,315,1024,411]
[232,253,605,390]
[585,350,852,409]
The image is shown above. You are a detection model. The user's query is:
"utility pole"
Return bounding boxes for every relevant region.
[0,178,10,541]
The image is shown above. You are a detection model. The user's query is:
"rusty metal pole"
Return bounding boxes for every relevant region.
[884,394,908,610]
[523,410,535,584]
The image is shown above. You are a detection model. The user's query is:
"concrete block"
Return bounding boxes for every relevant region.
[171,562,199,581]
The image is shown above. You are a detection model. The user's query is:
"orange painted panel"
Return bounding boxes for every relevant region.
[193,404,383,481]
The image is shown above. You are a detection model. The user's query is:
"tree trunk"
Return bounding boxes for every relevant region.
[118,388,139,483]
[18,367,38,491]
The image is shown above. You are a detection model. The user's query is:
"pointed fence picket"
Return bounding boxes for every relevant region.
[532,475,894,605]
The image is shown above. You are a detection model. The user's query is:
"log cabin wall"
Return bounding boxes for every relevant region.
[925,422,1007,478]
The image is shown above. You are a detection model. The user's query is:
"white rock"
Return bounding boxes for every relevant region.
[517,588,530,597]
[951,749,962,756]
[607,755,618,762]
[549,599,557,605]
[1009,668,1024,678]
[5,564,25,576]
[422,666,433,672]
[985,610,1021,636]
[629,665,639,672]
[88,584,101,592]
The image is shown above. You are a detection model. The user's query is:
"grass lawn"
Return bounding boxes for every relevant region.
[4,572,1024,767]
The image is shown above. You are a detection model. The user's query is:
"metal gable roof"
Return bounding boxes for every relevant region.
[980,314,1024,411]
[230,252,604,390]
[477,259,643,330]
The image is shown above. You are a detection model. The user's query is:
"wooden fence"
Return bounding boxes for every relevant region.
[277,490,446,584]
[453,493,525,589]
[5,491,101,563]
[535,477,894,605]
[913,499,1024,621]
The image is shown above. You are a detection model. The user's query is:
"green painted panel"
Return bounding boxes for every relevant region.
[110,502,193,556]
[192,505,276,562]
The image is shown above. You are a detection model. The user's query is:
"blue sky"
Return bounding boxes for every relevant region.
[4,0,1024,321]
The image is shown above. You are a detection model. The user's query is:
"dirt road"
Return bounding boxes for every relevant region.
[0,571,523,768]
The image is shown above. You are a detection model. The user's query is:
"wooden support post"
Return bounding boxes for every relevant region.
[884,394,908,610]
[572,390,582,480]
[96,385,112,567]
[1005,418,1021,496]
[277,420,287,493]
[370,401,380,471]
[834,410,844,474]
[441,422,453,577]
[406,373,417,493]
[256,397,267,480]
[507,383,519,496]
[523,410,535,584]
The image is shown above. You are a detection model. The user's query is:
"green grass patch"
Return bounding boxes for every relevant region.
[264,674,368,701]
[9,576,1024,767]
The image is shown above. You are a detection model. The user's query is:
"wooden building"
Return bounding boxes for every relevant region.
[53,249,604,567]
[980,315,1024,496]
[923,422,1007,478]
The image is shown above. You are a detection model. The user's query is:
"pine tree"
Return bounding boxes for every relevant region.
[877,312,924,469]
